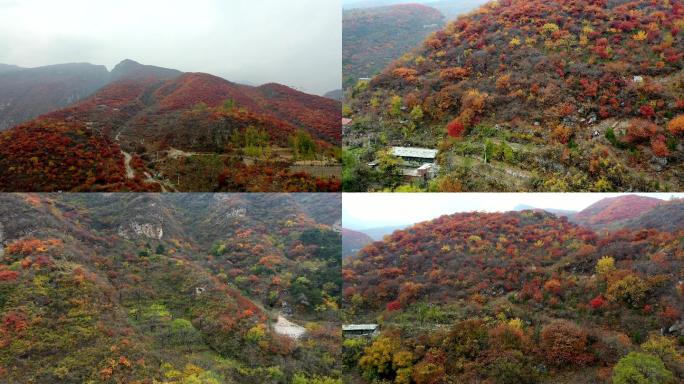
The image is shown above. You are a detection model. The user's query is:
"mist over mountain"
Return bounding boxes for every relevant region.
[324,89,344,101]
[343,3,446,89]
[0,59,342,192]
[0,0,340,95]
[0,63,110,130]
[109,59,182,82]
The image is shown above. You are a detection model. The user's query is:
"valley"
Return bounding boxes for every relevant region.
[0,193,342,383]
[0,60,342,192]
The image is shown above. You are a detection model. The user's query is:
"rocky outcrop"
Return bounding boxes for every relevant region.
[117,220,163,240]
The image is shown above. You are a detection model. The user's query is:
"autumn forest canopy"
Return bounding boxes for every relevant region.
[343,0,684,192]
[0,193,342,383]
[342,196,684,383]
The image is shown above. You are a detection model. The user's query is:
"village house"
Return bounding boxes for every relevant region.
[342,324,380,338]
[391,146,439,180]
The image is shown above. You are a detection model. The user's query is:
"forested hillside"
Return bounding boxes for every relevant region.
[0,193,342,383]
[0,60,342,192]
[344,0,684,192]
[342,228,374,258]
[573,194,663,228]
[343,4,445,89]
[0,63,111,131]
[343,202,684,383]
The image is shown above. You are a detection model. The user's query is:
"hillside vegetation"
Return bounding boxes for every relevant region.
[573,194,663,227]
[343,4,445,89]
[343,199,684,383]
[0,193,342,383]
[344,0,684,192]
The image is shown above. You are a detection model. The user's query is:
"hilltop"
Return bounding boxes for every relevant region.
[344,0,684,192]
[573,194,663,228]
[0,193,341,383]
[342,208,684,383]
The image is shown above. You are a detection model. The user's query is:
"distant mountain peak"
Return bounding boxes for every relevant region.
[110,59,182,82]
[574,195,663,227]
[323,89,343,101]
[513,204,536,211]
[0,63,23,74]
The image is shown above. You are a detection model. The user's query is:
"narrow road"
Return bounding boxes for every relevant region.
[122,151,135,179]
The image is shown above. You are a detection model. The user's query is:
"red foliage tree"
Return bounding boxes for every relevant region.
[387,300,402,312]
[589,295,606,310]
[668,115,684,136]
[0,270,19,282]
[639,104,655,118]
[651,135,670,157]
[447,119,466,138]
[540,320,592,366]
[625,119,657,143]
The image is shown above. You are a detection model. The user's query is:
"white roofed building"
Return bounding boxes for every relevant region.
[391,147,438,161]
[389,146,439,180]
[342,324,380,338]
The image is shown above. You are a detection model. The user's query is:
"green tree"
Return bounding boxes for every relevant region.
[410,105,424,122]
[291,130,317,160]
[612,352,674,384]
[401,121,416,139]
[376,149,403,190]
[389,95,403,117]
[343,338,368,368]
[244,126,270,157]
[221,98,236,111]
[170,318,199,348]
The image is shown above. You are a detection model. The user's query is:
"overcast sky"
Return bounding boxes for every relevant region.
[343,193,684,229]
[0,0,341,95]
[342,0,489,10]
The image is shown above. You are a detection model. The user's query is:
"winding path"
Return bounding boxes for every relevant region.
[122,150,135,179]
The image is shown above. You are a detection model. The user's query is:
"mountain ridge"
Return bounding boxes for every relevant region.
[0,60,342,192]
[342,207,684,382]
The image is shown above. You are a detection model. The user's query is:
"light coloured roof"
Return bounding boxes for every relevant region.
[392,146,438,159]
[342,324,379,331]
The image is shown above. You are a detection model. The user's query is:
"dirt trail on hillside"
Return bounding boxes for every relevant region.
[273,314,306,340]
[122,151,135,179]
